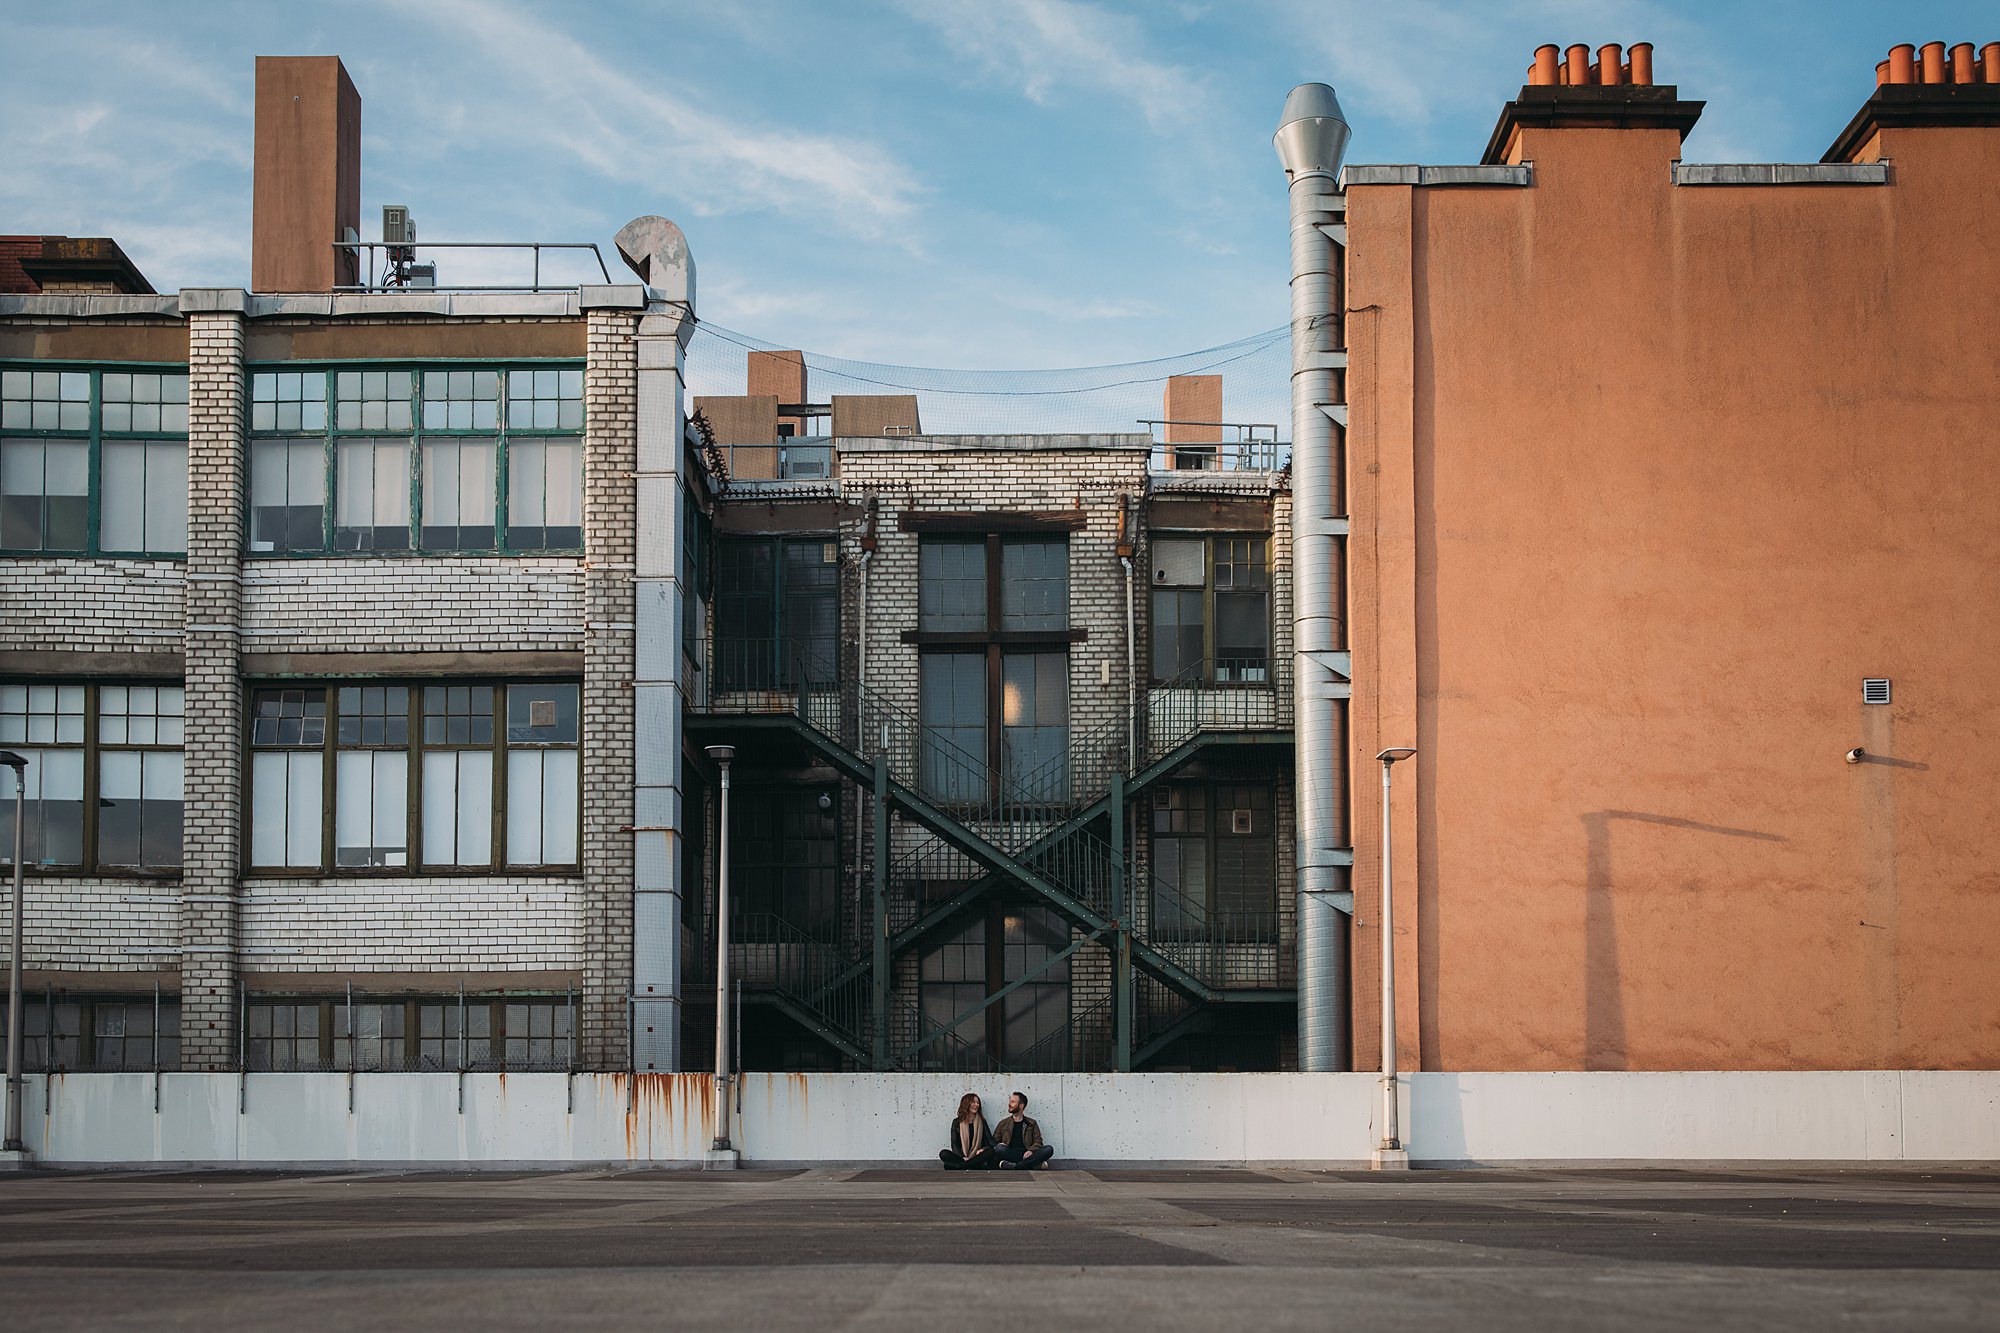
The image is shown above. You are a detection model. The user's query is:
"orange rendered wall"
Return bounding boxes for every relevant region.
[1344,118,2000,1071]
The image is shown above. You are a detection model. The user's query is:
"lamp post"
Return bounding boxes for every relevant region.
[704,744,737,1163]
[2,749,27,1160]
[1374,747,1416,1170]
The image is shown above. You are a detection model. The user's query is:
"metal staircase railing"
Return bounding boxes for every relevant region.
[693,637,1297,1068]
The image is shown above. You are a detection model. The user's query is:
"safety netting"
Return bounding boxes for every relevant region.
[683,320,1293,441]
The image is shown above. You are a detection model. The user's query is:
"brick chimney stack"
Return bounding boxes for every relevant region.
[1483,42,1703,165]
[252,56,361,293]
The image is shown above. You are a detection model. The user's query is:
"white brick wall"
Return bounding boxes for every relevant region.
[0,560,185,654]
[0,879,179,970]
[240,877,584,971]
[241,558,584,653]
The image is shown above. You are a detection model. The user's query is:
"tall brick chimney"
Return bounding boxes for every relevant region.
[1163,374,1223,469]
[252,56,361,293]
[1482,41,1703,165]
[747,350,807,437]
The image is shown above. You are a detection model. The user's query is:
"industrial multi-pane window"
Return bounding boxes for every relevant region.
[914,535,1070,803]
[713,536,839,690]
[731,786,841,942]
[243,994,574,1071]
[0,366,188,555]
[0,995,181,1072]
[918,906,1072,1070]
[1150,534,1270,683]
[245,682,579,873]
[1149,783,1276,940]
[0,682,184,872]
[245,365,583,555]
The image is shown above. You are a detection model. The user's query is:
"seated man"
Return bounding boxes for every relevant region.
[992,1090,1054,1170]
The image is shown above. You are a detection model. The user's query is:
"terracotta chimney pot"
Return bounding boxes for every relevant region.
[1598,44,1623,84]
[1874,59,1890,87]
[1983,42,2000,84]
[1628,42,1653,86]
[1949,42,1976,83]
[1566,44,1591,86]
[1532,44,1560,86]
[1919,40,1947,83]
[1888,44,1916,84]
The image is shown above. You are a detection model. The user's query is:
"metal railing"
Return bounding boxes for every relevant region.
[330,241,614,293]
[1008,655,1293,815]
[896,996,1007,1074]
[713,439,835,483]
[1142,870,1291,990]
[1140,420,1290,473]
[694,639,1297,1065]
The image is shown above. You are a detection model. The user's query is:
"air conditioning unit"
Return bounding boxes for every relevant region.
[382,205,416,245]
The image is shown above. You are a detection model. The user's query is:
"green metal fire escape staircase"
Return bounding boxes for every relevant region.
[687,648,1299,1070]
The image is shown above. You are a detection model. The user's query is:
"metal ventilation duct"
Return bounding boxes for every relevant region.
[1276,83,1352,1072]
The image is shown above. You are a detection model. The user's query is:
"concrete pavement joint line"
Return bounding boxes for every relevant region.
[0,1199,742,1261]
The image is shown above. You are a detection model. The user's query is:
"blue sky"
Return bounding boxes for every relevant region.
[1,1,1985,372]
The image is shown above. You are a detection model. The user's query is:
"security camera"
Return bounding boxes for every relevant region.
[817,791,835,814]
[1845,748,1866,764]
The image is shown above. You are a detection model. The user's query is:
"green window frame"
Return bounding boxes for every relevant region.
[244,680,581,875]
[1149,533,1271,684]
[713,535,839,690]
[243,993,576,1072]
[0,993,183,1072]
[244,362,584,558]
[0,362,189,557]
[0,679,186,876]
[1148,782,1277,940]
[912,534,1072,803]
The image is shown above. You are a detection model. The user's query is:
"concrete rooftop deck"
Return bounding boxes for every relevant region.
[3,1166,1996,1330]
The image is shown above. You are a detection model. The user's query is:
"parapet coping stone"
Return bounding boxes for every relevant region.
[0,291,615,320]
[836,433,1155,454]
[1340,164,1534,187]
[1671,162,1889,186]
[0,294,184,318]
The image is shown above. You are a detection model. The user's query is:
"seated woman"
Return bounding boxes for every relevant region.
[939,1092,998,1170]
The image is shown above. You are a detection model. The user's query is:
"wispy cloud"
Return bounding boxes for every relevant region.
[0,19,251,287]
[895,0,1207,128]
[389,0,924,239]
[1261,0,1800,161]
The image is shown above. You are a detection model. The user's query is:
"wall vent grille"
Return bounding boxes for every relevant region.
[1863,678,1892,705]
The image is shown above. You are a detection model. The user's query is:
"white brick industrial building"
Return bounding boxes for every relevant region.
[0,57,1325,1082]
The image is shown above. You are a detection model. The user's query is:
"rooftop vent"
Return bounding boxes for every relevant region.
[1863,679,1892,705]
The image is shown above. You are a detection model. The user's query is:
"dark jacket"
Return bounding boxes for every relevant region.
[945,1117,994,1156]
[994,1114,1045,1153]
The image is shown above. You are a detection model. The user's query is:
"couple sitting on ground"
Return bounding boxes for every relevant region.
[939,1091,1056,1171]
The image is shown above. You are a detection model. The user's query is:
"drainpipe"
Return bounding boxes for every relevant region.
[1121,558,1136,766]
[1116,495,1138,769]
[1275,84,1352,1073]
[3,750,26,1159]
[858,497,878,715]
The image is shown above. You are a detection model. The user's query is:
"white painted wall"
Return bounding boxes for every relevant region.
[13,1071,1999,1168]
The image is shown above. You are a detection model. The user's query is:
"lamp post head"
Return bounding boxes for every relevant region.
[1377,747,1417,765]
[1274,82,1351,182]
[703,745,735,767]
[0,750,26,772]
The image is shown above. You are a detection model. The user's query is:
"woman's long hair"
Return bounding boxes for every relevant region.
[956,1092,988,1134]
